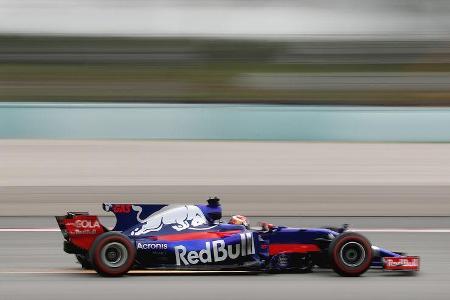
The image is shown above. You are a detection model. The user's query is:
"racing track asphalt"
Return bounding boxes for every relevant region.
[0,217,450,300]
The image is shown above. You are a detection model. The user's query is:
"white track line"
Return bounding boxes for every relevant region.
[0,270,253,275]
[0,270,92,274]
[1,228,450,233]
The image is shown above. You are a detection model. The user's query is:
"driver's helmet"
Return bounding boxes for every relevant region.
[228,215,249,227]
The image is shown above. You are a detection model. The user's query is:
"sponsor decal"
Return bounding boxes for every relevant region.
[103,203,131,214]
[131,205,210,236]
[75,220,100,229]
[136,242,168,250]
[113,204,132,214]
[65,218,102,235]
[276,253,290,268]
[383,256,420,271]
[174,232,255,266]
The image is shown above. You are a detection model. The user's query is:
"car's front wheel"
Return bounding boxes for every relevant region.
[328,232,372,277]
[89,232,136,277]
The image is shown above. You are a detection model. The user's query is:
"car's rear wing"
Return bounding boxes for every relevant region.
[55,212,107,253]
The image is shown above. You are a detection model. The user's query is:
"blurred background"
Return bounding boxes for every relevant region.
[2,0,450,216]
[2,0,450,104]
[1,1,450,298]
[0,0,450,216]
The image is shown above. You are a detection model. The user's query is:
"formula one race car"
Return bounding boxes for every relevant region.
[55,198,419,277]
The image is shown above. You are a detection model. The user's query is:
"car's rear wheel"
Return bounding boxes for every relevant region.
[89,232,136,277]
[328,232,372,277]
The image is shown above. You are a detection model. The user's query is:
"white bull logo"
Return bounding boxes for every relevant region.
[131,205,208,236]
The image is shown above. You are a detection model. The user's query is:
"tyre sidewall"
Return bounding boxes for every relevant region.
[89,232,136,277]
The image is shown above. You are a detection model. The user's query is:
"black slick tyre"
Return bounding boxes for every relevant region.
[89,232,136,277]
[328,232,372,277]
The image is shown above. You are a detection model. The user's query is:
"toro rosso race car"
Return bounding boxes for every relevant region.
[55,198,419,277]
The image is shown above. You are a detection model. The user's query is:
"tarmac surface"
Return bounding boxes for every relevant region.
[0,217,449,300]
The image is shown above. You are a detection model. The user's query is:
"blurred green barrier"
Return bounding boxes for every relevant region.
[3,36,450,105]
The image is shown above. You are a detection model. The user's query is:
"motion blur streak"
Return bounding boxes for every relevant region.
[2,1,450,105]
[3,104,450,141]
[2,140,450,216]
[0,0,450,36]
[3,37,450,104]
